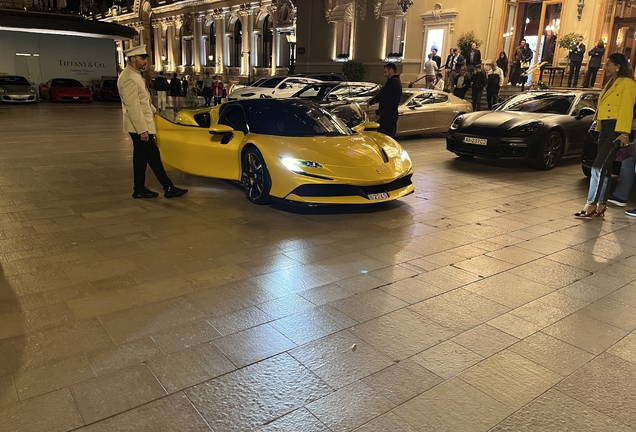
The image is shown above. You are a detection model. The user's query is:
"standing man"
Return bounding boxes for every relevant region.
[453,67,471,99]
[444,48,456,92]
[212,76,224,106]
[202,72,213,107]
[118,45,188,199]
[568,35,586,87]
[153,71,169,111]
[466,42,482,77]
[510,39,527,86]
[431,48,442,69]
[582,40,605,88]
[486,61,504,109]
[368,63,402,137]
[470,64,486,111]
[424,54,438,89]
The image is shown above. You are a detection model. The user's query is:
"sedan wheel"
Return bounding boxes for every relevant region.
[536,131,563,170]
[241,147,271,204]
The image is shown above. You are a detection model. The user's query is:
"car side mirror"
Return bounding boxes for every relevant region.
[209,124,234,135]
[364,122,380,131]
[577,107,595,119]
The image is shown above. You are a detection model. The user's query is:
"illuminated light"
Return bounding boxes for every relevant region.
[15,52,31,56]
[0,26,129,39]
[32,53,39,57]
[526,18,530,24]
[384,57,403,63]
[334,57,349,63]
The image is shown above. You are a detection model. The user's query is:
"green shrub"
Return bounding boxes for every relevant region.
[558,32,582,50]
[456,31,483,56]
[342,60,365,81]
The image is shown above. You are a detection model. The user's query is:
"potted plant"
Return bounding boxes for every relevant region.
[456,31,484,56]
[558,32,582,55]
[342,60,365,81]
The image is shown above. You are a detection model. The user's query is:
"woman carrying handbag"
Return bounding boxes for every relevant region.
[576,53,636,218]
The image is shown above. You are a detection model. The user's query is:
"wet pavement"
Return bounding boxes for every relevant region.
[0,100,635,431]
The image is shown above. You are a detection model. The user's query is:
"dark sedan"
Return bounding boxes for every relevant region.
[92,79,120,101]
[447,90,599,169]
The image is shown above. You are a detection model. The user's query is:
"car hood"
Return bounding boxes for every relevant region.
[257,133,411,181]
[0,85,32,92]
[230,87,274,98]
[458,110,563,129]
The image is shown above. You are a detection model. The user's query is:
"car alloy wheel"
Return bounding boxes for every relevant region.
[538,131,563,170]
[241,147,271,204]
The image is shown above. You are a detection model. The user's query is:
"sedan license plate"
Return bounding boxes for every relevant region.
[463,136,487,145]
[73,96,79,99]
[368,192,389,200]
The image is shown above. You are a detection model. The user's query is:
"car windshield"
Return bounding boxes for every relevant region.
[248,102,351,137]
[499,93,575,115]
[294,84,336,100]
[51,79,84,87]
[0,76,30,86]
[259,77,285,88]
[103,80,117,87]
[251,79,267,87]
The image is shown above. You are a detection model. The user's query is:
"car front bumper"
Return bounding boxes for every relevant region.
[446,130,544,160]
[0,93,37,103]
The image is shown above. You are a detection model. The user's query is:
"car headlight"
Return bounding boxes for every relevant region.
[29,87,36,93]
[279,157,323,172]
[450,115,463,130]
[0,88,6,93]
[515,121,544,134]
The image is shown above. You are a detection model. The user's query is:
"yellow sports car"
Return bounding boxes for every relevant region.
[155,99,414,205]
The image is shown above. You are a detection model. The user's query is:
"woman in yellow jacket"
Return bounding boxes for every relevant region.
[576,53,636,217]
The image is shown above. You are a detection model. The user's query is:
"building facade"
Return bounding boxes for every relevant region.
[103,0,297,81]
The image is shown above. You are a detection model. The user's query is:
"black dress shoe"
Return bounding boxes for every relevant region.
[132,188,159,199]
[164,186,188,198]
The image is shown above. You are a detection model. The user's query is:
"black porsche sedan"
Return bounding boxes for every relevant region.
[446,90,599,169]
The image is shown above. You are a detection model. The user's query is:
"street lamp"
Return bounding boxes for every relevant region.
[286,34,296,75]
[208,54,214,67]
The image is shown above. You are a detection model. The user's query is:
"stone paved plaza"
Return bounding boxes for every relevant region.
[1,101,636,431]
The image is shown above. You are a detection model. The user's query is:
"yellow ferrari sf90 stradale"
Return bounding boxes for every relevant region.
[154,99,414,205]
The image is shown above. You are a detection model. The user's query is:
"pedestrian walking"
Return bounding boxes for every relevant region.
[452,67,471,99]
[582,40,605,88]
[368,63,402,137]
[470,64,486,111]
[213,76,224,106]
[153,71,169,111]
[202,72,213,107]
[486,61,504,109]
[181,75,188,96]
[118,45,188,199]
[424,53,438,89]
[185,76,201,108]
[510,39,532,86]
[575,53,636,218]
[169,73,181,106]
[568,35,586,87]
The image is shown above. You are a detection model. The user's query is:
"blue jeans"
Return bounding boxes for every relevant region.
[612,153,635,201]
[587,120,620,204]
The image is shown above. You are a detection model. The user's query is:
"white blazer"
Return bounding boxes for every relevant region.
[118,65,156,134]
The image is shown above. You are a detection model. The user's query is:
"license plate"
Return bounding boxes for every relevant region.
[368,192,389,200]
[463,136,487,145]
[73,96,79,99]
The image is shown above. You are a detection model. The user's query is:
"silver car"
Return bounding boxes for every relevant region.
[0,75,38,103]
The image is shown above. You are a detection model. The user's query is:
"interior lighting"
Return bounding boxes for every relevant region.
[15,52,32,56]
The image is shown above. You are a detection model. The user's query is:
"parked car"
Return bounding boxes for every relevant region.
[0,75,38,103]
[446,90,599,169]
[228,76,321,100]
[581,120,622,177]
[155,99,413,205]
[39,78,93,102]
[292,81,380,108]
[291,72,348,82]
[367,89,473,137]
[92,79,120,101]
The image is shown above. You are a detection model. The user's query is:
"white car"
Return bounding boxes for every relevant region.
[228,76,321,100]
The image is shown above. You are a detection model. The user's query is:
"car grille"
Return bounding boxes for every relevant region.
[3,95,35,101]
[290,174,412,198]
[447,139,529,158]
[458,126,511,137]
[60,96,90,101]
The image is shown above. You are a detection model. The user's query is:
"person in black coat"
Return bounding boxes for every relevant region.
[496,51,509,78]
[470,64,487,111]
[568,35,586,87]
[466,43,482,77]
[582,40,605,88]
[169,73,182,97]
[368,63,402,137]
[453,67,471,99]
[431,48,442,69]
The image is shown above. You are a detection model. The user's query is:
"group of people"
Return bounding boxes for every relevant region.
[152,71,225,110]
[569,37,606,88]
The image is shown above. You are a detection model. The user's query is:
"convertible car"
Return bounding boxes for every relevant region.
[155,99,414,205]
[446,90,599,169]
[39,78,93,102]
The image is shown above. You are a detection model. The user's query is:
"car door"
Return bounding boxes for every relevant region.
[429,92,457,130]
[566,93,598,152]
[157,106,246,180]
[397,92,437,134]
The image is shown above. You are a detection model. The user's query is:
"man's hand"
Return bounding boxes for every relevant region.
[140,132,149,142]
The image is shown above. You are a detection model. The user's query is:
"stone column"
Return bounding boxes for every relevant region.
[173,15,184,68]
[239,7,254,77]
[214,10,225,75]
[194,13,204,72]
[166,21,175,71]
[270,6,278,76]
[152,21,162,72]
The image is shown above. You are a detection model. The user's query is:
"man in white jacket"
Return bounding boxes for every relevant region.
[118,45,187,199]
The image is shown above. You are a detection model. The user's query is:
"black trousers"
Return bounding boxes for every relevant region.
[202,87,212,106]
[378,116,398,137]
[581,67,599,88]
[510,62,521,85]
[471,88,483,111]
[214,96,222,106]
[486,85,500,109]
[568,61,582,87]
[130,133,173,191]
[589,120,620,203]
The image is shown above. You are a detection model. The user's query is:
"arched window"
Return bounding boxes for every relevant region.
[232,20,242,67]
[209,22,216,66]
[262,15,273,68]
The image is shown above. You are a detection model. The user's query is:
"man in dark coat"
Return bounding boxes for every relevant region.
[453,67,471,99]
[582,40,605,88]
[568,35,586,87]
[368,63,402,137]
[431,48,442,69]
[466,43,482,77]
[470,64,486,111]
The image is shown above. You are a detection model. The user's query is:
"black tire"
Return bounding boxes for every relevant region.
[582,165,592,178]
[455,153,475,159]
[241,147,271,204]
[535,131,563,170]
